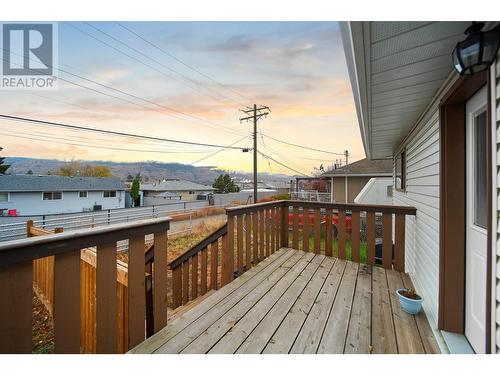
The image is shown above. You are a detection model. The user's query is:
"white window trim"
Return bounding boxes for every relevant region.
[0,192,10,203]
[42,191,64,201]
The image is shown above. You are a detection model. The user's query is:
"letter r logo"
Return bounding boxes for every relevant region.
[2,23,53,76]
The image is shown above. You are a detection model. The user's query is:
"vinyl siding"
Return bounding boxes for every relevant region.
[494,56,500,353]
[393,75,459,328]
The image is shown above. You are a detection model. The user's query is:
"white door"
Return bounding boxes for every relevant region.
[465,85,488,354]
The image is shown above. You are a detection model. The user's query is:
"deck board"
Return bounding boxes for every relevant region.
[131,248,440,354]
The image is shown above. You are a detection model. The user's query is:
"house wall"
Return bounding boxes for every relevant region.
[493,57,500,353]
[332,177,345,202]
[0,190,125,216]
[331,176,373,203]
[392,74,459,328]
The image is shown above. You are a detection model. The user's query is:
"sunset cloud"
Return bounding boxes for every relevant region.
[0,21,363,175]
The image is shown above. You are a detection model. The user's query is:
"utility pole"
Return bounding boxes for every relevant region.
[239,104,270,203]
[344,149,349,166]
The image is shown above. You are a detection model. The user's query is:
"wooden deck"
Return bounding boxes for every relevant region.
[130,248,440,354]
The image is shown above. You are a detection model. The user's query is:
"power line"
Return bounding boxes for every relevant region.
[2,48,246,135]
[0,131,214,155]
[190,135,251,165]
[0,115,249,150]
[256,150,310,177]
[80,22,236,105]
[261,133,346,156]
[1,51,246,137]
[115,22,252,104]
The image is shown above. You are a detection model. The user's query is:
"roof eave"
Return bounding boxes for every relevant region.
[339,21,371,159]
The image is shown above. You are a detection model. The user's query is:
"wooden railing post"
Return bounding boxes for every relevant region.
[54,248,80,353]
[127,235,146,349]
[0,261,33,353]
[280,202,289,248]
[153,231,168,333]
[222,216,234,286]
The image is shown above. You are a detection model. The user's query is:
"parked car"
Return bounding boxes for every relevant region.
[287,211,352,237]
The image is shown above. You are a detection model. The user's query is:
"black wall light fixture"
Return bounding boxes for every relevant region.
[452,22,500,76]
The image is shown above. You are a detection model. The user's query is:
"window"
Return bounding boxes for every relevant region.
[0,192,9,202]
[79,191,88,198]
[103,191,116,198]
[395,151,406,191]
[43,192,62,200]
[474,111,487,228]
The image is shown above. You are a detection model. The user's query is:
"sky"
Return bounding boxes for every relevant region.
[0,21,364,176]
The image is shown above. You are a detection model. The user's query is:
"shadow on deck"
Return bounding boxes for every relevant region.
[131,248,440,354]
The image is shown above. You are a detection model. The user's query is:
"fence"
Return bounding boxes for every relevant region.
[290,191,332,203]
[0,200,217,242]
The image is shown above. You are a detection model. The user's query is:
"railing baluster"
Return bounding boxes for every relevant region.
[127,235,146,349]
[281,204,289,248]
[172,266,182,308]
[0,261,33,353]
[382,213,393,269]
[96,242,117,353]
[394,214,406,272]
[191,253,199,300]
[351,210,360,263]
[245,214,252,269]
[210,240,219,290]
[223,216,234,285]
[326,209,333,257]
[201,247,208,295]
[292,205,299,249]
[236,214,244,275]
[252,211,259,264]
[338,209,346,259]
[270,207,276,254]
[266,209,271,257]
[182,260,189,305]
[314,208,321,254]
[259,209,265,261]
[153,231,168,333]
[303,209,310,252]
[366,211,376,265]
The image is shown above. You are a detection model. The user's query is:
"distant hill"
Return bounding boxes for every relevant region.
[4,157,295,185]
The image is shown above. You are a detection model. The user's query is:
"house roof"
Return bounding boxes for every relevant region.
[339,21,473,158]
[0,175,124,192]
[321,158,392,177]
[141,179,215,192]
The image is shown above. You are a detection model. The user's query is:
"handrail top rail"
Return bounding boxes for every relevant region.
[226,200,286,215]
[286,200,417,215]
[225,199,416,216]
[168,222,227,270]
[0,217,171,267]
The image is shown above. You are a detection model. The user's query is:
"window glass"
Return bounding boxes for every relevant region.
[43,192,62,200]
[474,111,487,228]
[0,192,8,202]
[104,191,116,198]
[79,191,88,198]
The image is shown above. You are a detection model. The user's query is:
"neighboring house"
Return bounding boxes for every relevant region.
[141,179,215,202]
[321,158,393,203]
[0,175,125,216]
[340,21,500,353]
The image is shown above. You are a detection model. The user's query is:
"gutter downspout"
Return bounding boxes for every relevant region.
[344,176,348,203]
[330,177,334,203]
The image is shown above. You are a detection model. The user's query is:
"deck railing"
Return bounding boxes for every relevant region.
[224,200,416,283]
[169,223,228,309]
[0,217,170,354]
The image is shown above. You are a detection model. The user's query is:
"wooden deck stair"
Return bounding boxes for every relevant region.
[130,248,440,354]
